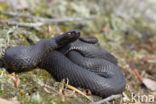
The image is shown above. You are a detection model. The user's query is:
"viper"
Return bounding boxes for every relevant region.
[3,30,125,97]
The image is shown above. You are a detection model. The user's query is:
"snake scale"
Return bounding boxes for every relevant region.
[3,30,125,97]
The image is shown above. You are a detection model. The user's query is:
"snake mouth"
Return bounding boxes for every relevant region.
[56,30,80,47]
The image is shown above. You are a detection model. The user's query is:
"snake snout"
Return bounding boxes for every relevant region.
[56,30,80,46]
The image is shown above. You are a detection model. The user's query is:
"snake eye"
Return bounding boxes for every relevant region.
[79,36,98,44]
[64,30,80,40]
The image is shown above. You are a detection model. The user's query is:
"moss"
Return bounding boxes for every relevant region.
[0,2,8,12]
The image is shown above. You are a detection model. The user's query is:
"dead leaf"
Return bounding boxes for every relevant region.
[151,92,156,97]
[142,78,156,91]
[0,98,20,104]
[8,73,20,88]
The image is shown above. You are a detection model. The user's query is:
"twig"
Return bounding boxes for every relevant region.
[1,12,32,18]
[90,94,122,104]
[39,16,95,24]
[0,20,42,29]
[0,11,95,28]
[8,21,43,28]
[1,11,95,23]
[0,17,95,29]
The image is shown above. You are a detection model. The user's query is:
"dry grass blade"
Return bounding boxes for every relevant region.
[65,84,93,101]
[43,84,59,94]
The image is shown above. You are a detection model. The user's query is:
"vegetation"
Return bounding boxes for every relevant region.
[0,0,155,104]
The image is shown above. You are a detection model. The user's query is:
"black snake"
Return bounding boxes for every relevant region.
[3,30,125,97]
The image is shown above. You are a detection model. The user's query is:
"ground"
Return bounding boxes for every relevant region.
[0,0,156,104]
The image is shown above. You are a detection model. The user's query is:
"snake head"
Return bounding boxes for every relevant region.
[55,30,80,47]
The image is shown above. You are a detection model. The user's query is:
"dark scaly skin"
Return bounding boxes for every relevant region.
[59,38,118,65]
[3,30,126,97]
[40,37,125,97]
[4,30,80,70]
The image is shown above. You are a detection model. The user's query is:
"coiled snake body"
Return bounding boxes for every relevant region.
[3,30,125,97]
